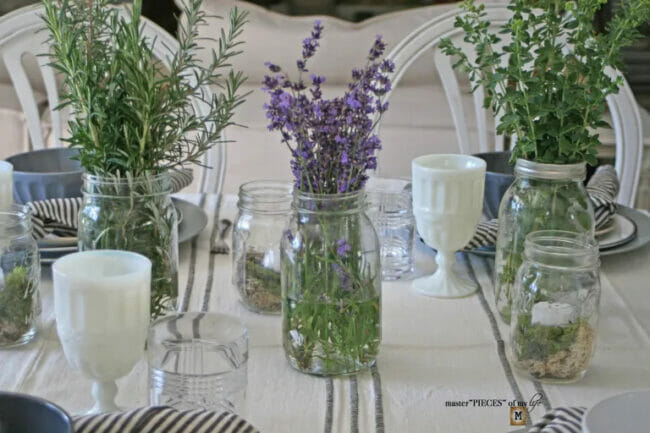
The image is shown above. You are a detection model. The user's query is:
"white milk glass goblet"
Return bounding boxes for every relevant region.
[53,250,151,414]
[411,154,486,297]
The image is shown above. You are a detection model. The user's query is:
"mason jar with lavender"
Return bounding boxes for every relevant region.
[232,180,293,314]
[263,22,392,375]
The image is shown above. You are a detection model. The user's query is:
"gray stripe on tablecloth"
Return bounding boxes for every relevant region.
[479,258,553,413]
[370,363,385,433]
[462,253,529,426]
[192,312,206,338]
[202,194,224,311]
[325,378,334,433]
[533,380,552,412]
[180,193,207,312]
[350,375,359,433]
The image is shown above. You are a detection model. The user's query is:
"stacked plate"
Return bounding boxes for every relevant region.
[37,198,208,265]
[466,206,650,257]
[39,236,77,265]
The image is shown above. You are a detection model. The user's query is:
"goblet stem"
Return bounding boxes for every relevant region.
[87,380,120,414]
[412,250,477,298]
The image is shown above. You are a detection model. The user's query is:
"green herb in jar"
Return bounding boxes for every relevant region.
[513,313,595,380]
[242,252,282,312]
[0,266,37,344]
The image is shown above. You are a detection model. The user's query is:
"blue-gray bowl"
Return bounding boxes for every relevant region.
[473,152,598,219]
[473,151,514,220]
[0,392,73,433]
[5,148,83,204]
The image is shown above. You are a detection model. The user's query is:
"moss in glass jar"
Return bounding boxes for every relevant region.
[513,313,595,380]
[0,266,37,344]
[242,252,282,312]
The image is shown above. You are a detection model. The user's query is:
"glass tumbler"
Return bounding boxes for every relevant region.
[366,177,414,280]
[148,312,248,412]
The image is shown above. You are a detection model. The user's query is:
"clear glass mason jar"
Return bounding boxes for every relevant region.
[508,230,600,383]
[0,204,40,346]
[494,160,594,323]
[281,190,381,376]
[78,173,178,318]
[232,180,293,314]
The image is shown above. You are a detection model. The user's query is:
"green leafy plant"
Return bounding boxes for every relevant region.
[441,0,649,323]
[0,266,38,345]
[513,313,595,380]
[441,0,650,165]
[41,0,248,316]
[42,0,247,176]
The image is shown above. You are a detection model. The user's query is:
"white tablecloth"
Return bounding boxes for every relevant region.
[1,193,649,433]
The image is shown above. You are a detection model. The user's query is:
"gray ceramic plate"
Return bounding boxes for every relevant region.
[40,198,207,264]
[173,197,207,244]
[467,206,650,258]
[583,389,650,433]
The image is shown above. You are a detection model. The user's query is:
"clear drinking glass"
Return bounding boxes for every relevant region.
[366,177,414,280]
[148,312,249,412]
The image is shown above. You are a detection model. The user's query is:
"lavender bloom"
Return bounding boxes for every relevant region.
[262,22,394,194]
[332,263,353,292]
[336,239,351,257]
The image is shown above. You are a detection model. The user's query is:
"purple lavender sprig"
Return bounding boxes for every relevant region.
[263,22,394,194]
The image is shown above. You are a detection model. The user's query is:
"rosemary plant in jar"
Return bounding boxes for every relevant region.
[0,205,41,347]
[232,180,292,314]
[42,0,248,316]
[78,173,178,316]
[441,0,650,322]
[509,231,600,383]
[264,22,393,375]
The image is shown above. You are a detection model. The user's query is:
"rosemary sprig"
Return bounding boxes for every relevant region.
[41,0,248,176]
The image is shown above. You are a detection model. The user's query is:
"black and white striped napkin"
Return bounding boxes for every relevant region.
[28,169,193,239]
[527,406,586,433]
[73,406,259,433]
[465,165,619,250]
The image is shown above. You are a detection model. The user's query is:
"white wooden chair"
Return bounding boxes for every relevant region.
[384,3,644,207]
[0,4,226,195]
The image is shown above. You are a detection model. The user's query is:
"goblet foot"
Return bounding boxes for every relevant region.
[85,380,120,415]
[412,251,477,298]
